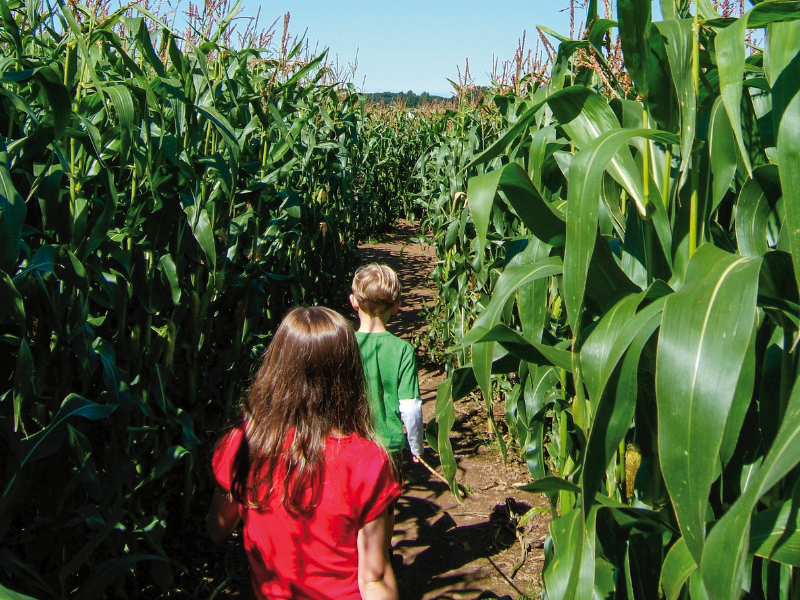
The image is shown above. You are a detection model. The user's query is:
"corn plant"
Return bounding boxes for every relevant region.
[0,0,406,595]
[425,0,800,597]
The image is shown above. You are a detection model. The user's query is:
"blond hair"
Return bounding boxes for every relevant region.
[351,263,401,317]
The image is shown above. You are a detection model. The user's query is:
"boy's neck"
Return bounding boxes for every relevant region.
[356,309,391,334]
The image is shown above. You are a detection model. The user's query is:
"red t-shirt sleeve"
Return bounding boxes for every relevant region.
[356,450,402,529]
[212,426,245,492]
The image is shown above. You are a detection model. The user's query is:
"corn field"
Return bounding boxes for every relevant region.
[416,0,800,598]
[5,0,800,597]
[0,0,420,596]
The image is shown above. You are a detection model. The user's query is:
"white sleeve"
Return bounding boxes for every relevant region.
[398,397,424,456]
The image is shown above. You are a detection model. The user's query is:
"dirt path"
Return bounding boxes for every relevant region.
[358,222,549,600]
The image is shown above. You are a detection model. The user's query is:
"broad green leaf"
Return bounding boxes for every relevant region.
[0,582,38,600]
[660,538,697,600]
[468,86,618,169]
[134,16,166,77]
[716,2,800,180]
[468,259,563,403]
[542,506,600,598]
[769,19,800,301]
[719,317,756,467]
[104,84,135,164]
[564,127,678,327]
[582,309,662,507]
[197,104,241,163]
[92,338,130,408]
[657,244,762,563]
[618,0,652,98]
[595,494,679,532]
[708,96,738,213]
[736,166,782,257]
[157,254,181,305]
[460,323,573,372]
[549,89,656,217]
[580,290,665,406]
[433,377,461,500]
[19,395,117,466]
[528,125,557,190]
[184,205,216,273]
[655,18,696,187]
[467,162,565,265]
[701,375,800,599]
[0,143,25,273]
[33,66,70,141]
[80,170,118,259]
[543,508,584,599]
[516,476,581,495]
[551,39,590,96]
[54,245,88,297]
[508,236,551,343]
[750,497,800,566]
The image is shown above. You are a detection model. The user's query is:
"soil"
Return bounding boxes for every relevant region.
[147,222,550,600]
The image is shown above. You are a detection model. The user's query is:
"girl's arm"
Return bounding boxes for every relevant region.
[357,508,398,600]
[206,485,240,541]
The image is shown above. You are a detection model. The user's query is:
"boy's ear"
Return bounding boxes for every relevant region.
[390,300,401,315]
[349,294,359,312]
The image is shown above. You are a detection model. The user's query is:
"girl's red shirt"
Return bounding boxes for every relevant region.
[212,425,401,600]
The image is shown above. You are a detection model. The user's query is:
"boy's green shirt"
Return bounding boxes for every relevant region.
[355,331,420,453]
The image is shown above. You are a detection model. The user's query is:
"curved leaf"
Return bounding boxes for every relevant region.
[467,162,565,265]
[469,258,563,401]
[657,244,762,563]
[19,394,117,466]
[660,538,697,600]
[716,1,800,180]
[769,18,800,303]
[564,127,678,327]
[736,166,782,257]
[701,375,800,599]
[655,18,696,185]
[0,142,25,273]
[582,307,662,506]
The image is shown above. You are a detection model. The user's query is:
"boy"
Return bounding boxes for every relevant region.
[350,263,424,473]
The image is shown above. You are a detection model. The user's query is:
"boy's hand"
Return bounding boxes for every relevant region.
[411,450,424,464]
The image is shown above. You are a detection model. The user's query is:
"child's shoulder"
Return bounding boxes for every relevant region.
[356,330,412,348]
[329,434,389,467]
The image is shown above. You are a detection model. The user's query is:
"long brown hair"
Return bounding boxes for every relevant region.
[228,306,373,514]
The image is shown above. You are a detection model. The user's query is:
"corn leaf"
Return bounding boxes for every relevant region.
[657,244,761,563]
[19,394,117,466]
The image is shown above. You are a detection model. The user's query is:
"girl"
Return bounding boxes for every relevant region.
[207,306,401,600]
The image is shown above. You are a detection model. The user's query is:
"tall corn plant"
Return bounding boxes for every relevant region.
[428,0,800,597]
[0,1,396,596]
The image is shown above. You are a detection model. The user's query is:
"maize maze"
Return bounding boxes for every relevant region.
[0,0,420,595]
[4,0,800,597]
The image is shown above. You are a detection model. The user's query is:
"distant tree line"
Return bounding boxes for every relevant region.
[367,90,449,107]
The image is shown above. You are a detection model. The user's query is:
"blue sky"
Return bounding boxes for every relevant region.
[237,0,584,96]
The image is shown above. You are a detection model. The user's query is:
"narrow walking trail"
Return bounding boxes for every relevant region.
[358,221,550,600]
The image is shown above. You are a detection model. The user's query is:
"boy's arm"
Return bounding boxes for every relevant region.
[398,397,424,456]
[397,341,423,456]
